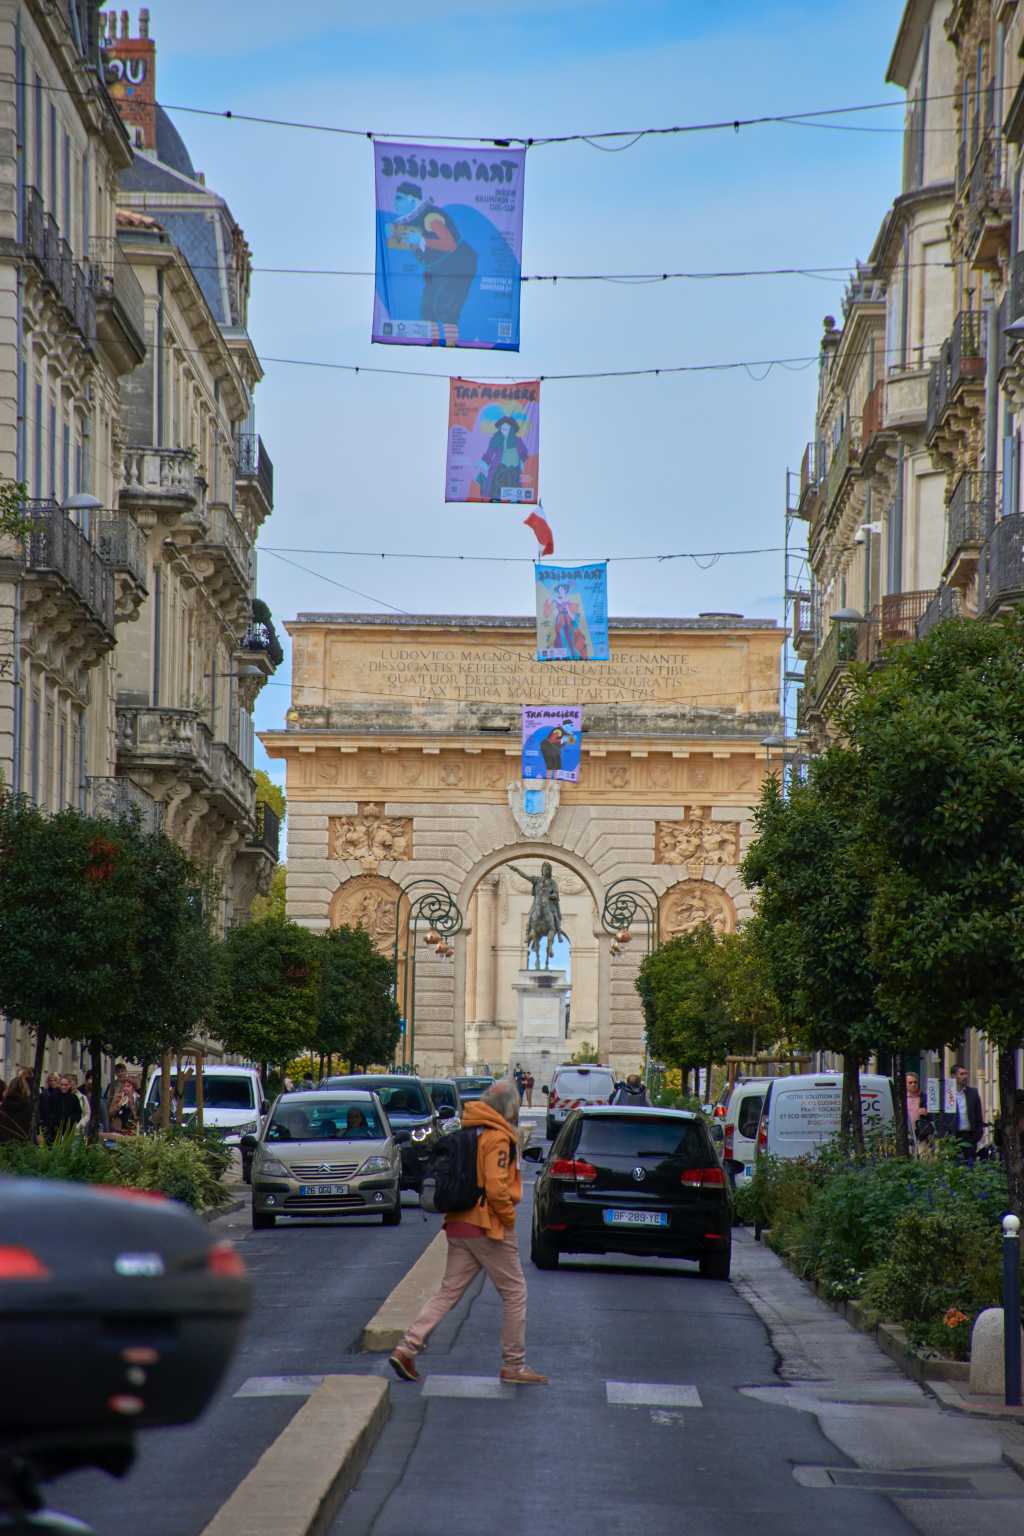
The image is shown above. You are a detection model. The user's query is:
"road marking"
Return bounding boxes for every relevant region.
[421,1375,515,1399]
[235,1374,326,1397]
[606,1381,702,1408]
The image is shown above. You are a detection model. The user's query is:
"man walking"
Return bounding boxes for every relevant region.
[610,1073,648,1107]
[389,1080,547,1387]
[944,1064,983,1162]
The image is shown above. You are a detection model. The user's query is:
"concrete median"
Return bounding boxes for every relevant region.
[361,1229,447,1351]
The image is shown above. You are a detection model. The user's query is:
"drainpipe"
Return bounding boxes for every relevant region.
[11,10,23,796]
[985,294,1000,536]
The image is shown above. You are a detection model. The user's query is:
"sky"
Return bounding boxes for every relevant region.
[139,0,912,790]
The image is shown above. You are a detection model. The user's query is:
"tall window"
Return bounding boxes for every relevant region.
[48,104,56,211]
[29,690,40,803]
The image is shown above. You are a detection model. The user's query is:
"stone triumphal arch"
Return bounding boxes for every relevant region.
[261,612,784,1075]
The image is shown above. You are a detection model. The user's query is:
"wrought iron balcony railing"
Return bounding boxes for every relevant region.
[859,590,936,666]
[916,585,962,639]
[946,470,1000,562]
[21,500,115,636]
[981,513,1024,612]
[86,775,163,835]
[22,185,94,346]
[90,235,147,356]
[861,378,885,449]
[235,433,274,510]
[248,802,281,861]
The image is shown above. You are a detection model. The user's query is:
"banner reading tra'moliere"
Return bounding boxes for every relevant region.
[535,563,609,662]
[446,379,539,503]
[522,706,582,781]
[373,142,525,350]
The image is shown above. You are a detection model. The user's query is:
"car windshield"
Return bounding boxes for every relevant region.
[326,1079,431,1116]
[455,1077,493,1095]
[426,1082,458,1111]
[267,1098,385,1142]
[577,1116,710,1162]
[147,1075,255,1110]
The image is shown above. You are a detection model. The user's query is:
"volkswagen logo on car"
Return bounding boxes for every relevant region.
[632,1167,646,1182]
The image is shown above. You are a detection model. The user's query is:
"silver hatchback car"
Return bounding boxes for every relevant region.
[246,1090,402,1230]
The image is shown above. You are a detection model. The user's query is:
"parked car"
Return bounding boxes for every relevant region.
[322,1074,443,1190]
[143,1065,265,1150]
[423,1077,463,1127]
[243,1089,401,1230]
[721,1079,768,1187]
[543,1063,616,1141]
[452,1075,494,1103]
[526,1106,733,1278]
[755,1071,895,1165]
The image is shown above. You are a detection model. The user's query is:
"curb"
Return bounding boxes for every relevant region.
[361,1229,447,1351]
[199,1375,389,1536]
[203,1197,245,1224]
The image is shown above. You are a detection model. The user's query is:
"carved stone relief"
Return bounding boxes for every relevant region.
[329,802,412,871]
[660,879,736,938]
[507,779,560,838]
[330,873,405,954]
[655,811,739,872]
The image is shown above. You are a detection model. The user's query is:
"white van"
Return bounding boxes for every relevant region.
[722,1079,769,1185]
[143,1064,265,1145]
[544,1063,616,1141]
[756,1071,895,1164]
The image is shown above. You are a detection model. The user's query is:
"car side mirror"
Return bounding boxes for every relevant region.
[436,1104,455,1121]
[522,1144,546,1163]
[393,1128,412,1144]
[239,1134,258,1152]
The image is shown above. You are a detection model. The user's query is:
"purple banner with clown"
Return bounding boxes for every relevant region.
[373,141,525,350]
[521,706,582,782]
[445,378,539,503]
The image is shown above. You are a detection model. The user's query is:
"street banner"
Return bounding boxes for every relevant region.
[373,142,525,350]
[926,1077,940,1113]
[521,706,582,782]
[943,1079,957,1115]
[445,379,539,503]
[535,562,609,662]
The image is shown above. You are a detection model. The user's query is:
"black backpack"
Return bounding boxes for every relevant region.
[420,1127,484,1213]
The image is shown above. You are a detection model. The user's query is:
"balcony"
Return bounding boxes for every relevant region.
[805,614,861,712]
[916,585,963,639]
[116,706,213,788]
[859,591,936,666]
[860,378,888,468]
[239,598,284,680]
[945,469,998,588]
[120,447,206,528]
[792,593,816,659]
[196,501,250,605]
[966,135,1011,268]
[926,312,986,458]
[822,423,860,521]
[22,185,94,348]
[247,802,280,862]
[210,740,255,818]
[95,512,148,623]
[20,500,115,648]
[235,433,273,516]
[91,236,147,372]
[86,775,163,835]
[980,513,1024,613]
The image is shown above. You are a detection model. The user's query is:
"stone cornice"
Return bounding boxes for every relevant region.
[25,0,133,169]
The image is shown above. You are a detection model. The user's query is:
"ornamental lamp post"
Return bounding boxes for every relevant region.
[392,877,463,1071]
[601,878,661,1090]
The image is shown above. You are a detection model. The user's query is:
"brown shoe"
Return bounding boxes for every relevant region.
[500,1365,548,1385]
[389,1348,420,1383]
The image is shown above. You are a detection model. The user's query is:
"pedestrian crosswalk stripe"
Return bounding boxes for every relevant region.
[421,1375,514,1399]
[606,1381,702,1408]
[234,1375,325,1397]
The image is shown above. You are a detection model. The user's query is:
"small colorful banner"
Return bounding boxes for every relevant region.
[445,379,539,503]
[535,562,609,662]
[373,142,525,350]
[521,706,582,781]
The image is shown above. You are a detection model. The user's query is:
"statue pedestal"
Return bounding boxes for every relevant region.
[508,968,570,1080]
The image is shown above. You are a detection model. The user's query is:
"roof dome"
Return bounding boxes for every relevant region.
[155,104,197,179]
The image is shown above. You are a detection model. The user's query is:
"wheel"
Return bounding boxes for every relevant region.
[382,1200,402,1226]
[531,1227,559,1270]
[252,1208,275,1231]
[699,1244,732,1280]
[545,1118,557,1142]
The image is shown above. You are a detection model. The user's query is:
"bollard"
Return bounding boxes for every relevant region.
[1003,1213,1022,1408]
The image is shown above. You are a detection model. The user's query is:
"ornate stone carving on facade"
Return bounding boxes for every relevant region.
[441,761,464,786]
[330,873,405,954]
[608,764,630,788]
[648,760,672,790]
[660,879,736,938]
[317,757,340,785]
[399,757,423,786]
[655,812,739,873]
[507,779,560,838]
[329,803,412,871]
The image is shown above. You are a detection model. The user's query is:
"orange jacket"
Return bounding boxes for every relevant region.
[443,1099,521,1240]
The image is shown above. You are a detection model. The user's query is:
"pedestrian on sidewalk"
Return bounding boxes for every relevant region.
[525,1072,535,1107]
[389,1080,548,1387]
[941,1064,983,1164]
[610,1073,648,1107]
[514,1064,526,1103]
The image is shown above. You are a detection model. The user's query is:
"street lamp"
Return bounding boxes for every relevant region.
[392,877,464,1071]
[63,492,103,537]
[601,877,661,1088]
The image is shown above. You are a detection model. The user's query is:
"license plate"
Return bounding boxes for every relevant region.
[603,1209,669,1227]
[298,1184,350,1196]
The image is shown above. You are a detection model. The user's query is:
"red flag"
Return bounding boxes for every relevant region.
[524,508,554,556]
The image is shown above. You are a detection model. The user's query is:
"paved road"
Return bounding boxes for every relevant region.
[52,1193,441,1536]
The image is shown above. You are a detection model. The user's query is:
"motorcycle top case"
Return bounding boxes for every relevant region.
[0,1178,250,1440]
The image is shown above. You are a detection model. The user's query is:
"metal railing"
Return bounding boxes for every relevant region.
[95,513,148,591]
[823,422,859,513]
[916,585,962,639]
[248,802,281,861]
[859,591,936,665]
[205,502,249,586]
[981,513,1024,611]
[950,308,986,388]
[235,433,274,509]
[862,378,885,447]
[23,185,94,346]
[947,470,1000,561]
[799,440,824,508]
[806,617,860,705]
[21,500,115,636]
[90,236,147,353]
[86,775,163,835]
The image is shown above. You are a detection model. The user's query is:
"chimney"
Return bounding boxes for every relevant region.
[102,8,157,152]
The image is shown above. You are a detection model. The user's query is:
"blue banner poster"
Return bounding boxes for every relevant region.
[535,563,609,662]
[373,142,525,350]
[522,706,583,782]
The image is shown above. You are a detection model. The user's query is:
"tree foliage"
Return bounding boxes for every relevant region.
[635,925,737,1077]
[251,862,286,922]
[254,769,286,822]
[317,924,400,1071]
[215,917,320,1068]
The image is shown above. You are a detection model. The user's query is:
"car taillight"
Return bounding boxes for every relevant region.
[724,1125,734,1159]
[207,1241,246,1278]
[757,1119,768,1154]
[0,1245,50,1280]
[680,1167,727,1190]
[548,1158,597,1183]
[713,1104,726,1118]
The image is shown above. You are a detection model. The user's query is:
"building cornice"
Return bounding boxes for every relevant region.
[286,613,779,634]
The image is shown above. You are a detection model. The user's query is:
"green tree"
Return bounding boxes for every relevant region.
[635,926,736,1092]
[254,769,286,822]
[216,917,320,1073]
[840,611,1024,1209]
[0,479,31,540]
[317,925,400,1071]
[715,921,782,1061]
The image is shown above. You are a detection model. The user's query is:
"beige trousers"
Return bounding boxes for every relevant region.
[400,1231,527,1368]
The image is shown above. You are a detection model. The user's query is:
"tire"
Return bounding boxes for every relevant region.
[531,1227,560,1270]
[545,1118,557,1142]
[252,1208,275,1231]
[382,1200,402,1226]
[699,1244,732,1280]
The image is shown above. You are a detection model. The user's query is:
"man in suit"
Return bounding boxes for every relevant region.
[944,1064,984,1162]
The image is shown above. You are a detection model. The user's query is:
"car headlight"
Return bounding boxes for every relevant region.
[440,1116,462,1135]
[411,1126,433,1143]
[357,1155,394,1175]
[255,1154,291,1178]
[238,1121,259,1137]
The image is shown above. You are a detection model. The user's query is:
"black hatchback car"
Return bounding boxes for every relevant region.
[322,1075,448,1190]
[527,1106,733,1278]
